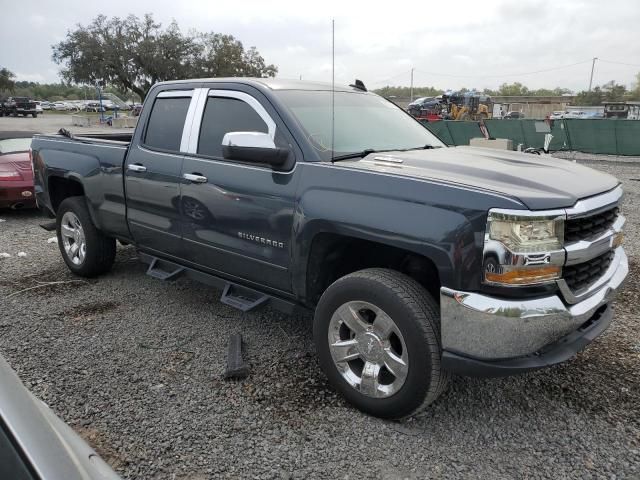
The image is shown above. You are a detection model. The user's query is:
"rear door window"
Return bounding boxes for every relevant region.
[197,97,268,158]
[144,97,191,152]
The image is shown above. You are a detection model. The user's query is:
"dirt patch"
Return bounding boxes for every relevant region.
[63,301,120,323]
[75,426,127,471]
[161,350,195,376]
[0,265,90,298]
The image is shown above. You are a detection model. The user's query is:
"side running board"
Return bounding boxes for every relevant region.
[138,252,302,315]
[146,257,185,281]
[220,284,269,312]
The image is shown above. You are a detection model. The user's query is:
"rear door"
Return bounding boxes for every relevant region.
[124,89,195,257]
[178,87,299,293]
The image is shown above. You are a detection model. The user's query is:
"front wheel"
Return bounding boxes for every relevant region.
[56,196,116,277]
[313,268,449,419]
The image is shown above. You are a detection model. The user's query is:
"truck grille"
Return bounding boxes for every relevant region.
[563,250,614,293]
[564,207,618,243]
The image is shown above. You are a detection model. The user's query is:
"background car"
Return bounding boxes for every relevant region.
[84,101,105,112]
[407,97,436,116]
[0,354,121,480]
[0,131,38,210]
[504,111,525,119]
[0,97,38,117]
[549,110,567,119]
[565,111,588,119]
[52,102,70,111]
[34,101,43,114]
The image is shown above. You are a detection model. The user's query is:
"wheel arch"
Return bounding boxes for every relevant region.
[294,222,451,307]
[48,174,101,230]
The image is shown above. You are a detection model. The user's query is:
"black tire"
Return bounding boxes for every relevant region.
[313,268,449,419]
[56,196,116,277]
[32,113,37,118]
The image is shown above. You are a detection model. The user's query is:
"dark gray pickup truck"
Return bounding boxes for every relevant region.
[31,78,628,419]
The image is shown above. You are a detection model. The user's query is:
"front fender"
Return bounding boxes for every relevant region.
[291,163,525,300]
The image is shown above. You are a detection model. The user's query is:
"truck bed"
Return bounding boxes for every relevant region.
[31,132,131,239]
[54,131,133,145]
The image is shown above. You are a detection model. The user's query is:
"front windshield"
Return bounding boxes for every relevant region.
[276,90,445,160]
[0,138,31,154]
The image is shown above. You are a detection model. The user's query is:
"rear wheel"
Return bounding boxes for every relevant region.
[313,268,449,419]
[56,197,116,277]
[32,113,37,118]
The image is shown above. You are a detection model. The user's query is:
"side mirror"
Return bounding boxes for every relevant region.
[221,132,289,167]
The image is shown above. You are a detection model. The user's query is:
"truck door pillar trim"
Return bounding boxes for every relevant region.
[180,88,208,153]
[184,89,277,156]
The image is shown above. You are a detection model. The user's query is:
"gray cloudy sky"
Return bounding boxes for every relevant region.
[2,0,639,92]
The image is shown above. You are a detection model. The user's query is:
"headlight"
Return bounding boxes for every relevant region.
[483,210,565,286]
[488,213,563,253]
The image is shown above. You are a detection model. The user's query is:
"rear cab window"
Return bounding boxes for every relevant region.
[143,93,192,152]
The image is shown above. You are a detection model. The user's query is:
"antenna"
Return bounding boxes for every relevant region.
[331,18,335,162]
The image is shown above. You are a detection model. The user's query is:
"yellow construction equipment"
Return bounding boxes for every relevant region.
[442,92,492,121]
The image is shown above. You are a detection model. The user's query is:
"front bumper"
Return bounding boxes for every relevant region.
[440,247,628,376]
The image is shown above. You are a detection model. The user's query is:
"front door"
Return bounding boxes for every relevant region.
[178,88,298,293]
[124,90,193,257]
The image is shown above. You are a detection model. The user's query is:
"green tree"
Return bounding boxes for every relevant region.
[600,80,627,102]
[496,82,530,96]
[374,85,443,98]
[195,33,277,77]
[631,72,640,100]
[52,14,277,100]
[574,80,628,106]
[574,86,603,106]
[0,67,16,93]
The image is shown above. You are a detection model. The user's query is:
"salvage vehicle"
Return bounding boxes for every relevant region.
[406,97,436,117]
[31,78,628,419]
[0,354,121,480]
[0,97,38,117]
[0,131,37,209]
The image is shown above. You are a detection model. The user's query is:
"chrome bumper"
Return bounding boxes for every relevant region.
[440,247,628,360]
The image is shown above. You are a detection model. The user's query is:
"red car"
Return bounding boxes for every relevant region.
[0,131,38,210]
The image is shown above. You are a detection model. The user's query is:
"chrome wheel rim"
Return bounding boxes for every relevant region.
[328,301,409,398]
[60,212,86,265]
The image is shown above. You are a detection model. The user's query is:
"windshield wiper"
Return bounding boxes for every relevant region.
[401,144,440,151]
[331,145,441,162]
[331,148,378,162]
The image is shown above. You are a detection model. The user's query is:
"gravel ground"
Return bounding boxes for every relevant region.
[0,158,639,479]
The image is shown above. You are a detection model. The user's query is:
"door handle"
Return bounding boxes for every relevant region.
[183,173,208,183]
[127,163,147,172]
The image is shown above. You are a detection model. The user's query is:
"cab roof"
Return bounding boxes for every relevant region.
[155,77,365,93]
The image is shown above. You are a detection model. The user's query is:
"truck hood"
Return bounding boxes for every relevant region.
[338,146,619,210]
